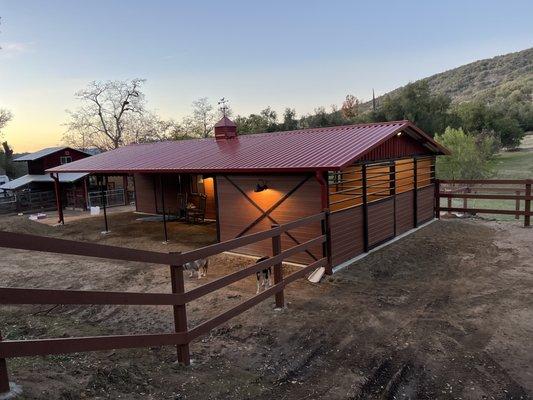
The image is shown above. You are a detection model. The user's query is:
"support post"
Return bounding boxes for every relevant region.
[413,158,418,227]
[271,225,284,308]
[390,162,396,236]
[99,175,109,233]
[321,209,333,275]
[51,173,64,225]
[82,177,88,211]
[362,164,369,252]
[123,175,129,205]
[169,260,190,365]
[515,190,520,220]
[0,331,10,394]
[434,179,441,219]
[159,175,168,243]
[525,180,531,227]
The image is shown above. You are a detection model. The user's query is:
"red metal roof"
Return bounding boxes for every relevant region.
[48,120,449,174]
[214,116,237,128]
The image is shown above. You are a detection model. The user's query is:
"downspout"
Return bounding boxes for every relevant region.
[51,173,64,225]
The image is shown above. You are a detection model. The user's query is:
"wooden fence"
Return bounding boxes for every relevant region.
[0,211,329,394]
[436,179,532,227]
[0,191,57,215]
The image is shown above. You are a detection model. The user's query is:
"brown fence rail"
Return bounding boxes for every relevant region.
[0,210,330,394]
[435,179,532,227]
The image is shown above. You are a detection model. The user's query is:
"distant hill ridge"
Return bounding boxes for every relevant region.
[367,47,532,108]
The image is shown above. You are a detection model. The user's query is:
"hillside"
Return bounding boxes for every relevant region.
[368,47,532,108]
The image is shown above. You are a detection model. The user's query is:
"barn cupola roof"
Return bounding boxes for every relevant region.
[214,116,237,141]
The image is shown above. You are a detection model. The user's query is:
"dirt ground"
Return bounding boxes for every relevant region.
[0,212,532,399]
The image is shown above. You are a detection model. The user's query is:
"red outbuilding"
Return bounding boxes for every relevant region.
[48,117,449,270]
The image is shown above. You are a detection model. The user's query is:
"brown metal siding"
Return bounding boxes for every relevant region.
[134,174,157,214]
[368,198,395,247]
[134,173,180,215]
[395,190,415,234]
[216,174,322,264]
[329,206,364,266]
[417,184,435,223]
[154,174,180,214]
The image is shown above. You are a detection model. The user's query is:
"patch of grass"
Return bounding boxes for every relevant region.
[442,134,532,222]
[491,150,533,179]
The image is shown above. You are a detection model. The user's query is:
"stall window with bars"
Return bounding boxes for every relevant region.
[365,162,394,203]
[328,156,435,212]
[328,165,363,212]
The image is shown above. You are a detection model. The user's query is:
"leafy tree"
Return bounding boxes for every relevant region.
[435,127,496,179]
[300,106,350,129]
[451,101,524,148]
[281,108,298,131]
[0,141,25,178]
[374,81,451,135]
[234,107,279,134]
[341,94,360,120]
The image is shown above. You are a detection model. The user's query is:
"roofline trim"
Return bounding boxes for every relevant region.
[14,146,94,162]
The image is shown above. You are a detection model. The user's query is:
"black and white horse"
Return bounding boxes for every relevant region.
[255,256,273,293]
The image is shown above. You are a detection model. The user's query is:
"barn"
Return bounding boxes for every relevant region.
[0,147,91,212]
[48,116,449,272]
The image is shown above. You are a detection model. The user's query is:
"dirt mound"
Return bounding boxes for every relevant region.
[0,215,532,399]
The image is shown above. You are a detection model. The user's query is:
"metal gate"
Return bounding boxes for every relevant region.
[87,189,126,208]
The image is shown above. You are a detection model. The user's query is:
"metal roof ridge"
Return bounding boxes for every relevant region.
[232,120,410,140]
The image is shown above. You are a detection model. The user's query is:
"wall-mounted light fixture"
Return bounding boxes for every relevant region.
[254,179,269,192]
[396,131,403,137]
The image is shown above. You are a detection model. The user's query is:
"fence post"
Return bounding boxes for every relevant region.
[463,187,469,210]
[0,331,10,395]
[515,190,520,220]
[525,180,531,227]
[322,209,333,275]
[169,258,190,365]
[271,225,284,308]
[434,179,440,219]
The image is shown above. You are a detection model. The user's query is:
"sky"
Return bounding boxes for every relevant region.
[0,0,532,152]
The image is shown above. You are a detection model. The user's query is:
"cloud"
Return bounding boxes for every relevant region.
[0,42,33,58]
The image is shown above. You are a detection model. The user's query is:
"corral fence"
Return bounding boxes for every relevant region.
[65,188,86,210]
[0,210,331,394]
[0,195,17,214]
[0,191,56,215]
[435,179,532,227]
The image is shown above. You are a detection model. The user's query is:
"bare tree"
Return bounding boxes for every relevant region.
[64,79,149,150]
[128,112,182,143]
[191,97,216,138]
[0,109,13,138]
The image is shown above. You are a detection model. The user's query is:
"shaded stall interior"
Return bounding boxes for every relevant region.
[133,173,216,220]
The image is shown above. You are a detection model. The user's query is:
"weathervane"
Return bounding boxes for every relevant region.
[218,97,229,117]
